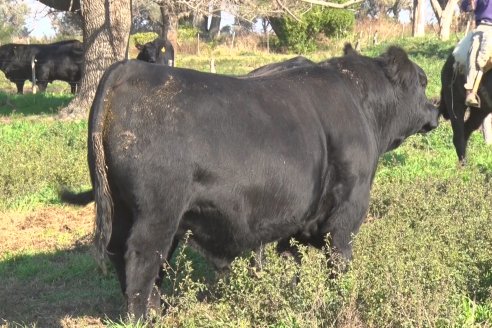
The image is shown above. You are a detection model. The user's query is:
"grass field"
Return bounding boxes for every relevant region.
[1,35,492,327]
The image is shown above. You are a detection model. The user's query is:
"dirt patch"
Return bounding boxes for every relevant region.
[0,206,94,255]
[0,206,122,327]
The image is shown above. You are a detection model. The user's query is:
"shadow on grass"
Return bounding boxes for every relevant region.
[471,259,492,302]
[0,243,122,327]
[0,92,73,116]
[0,240,217,327]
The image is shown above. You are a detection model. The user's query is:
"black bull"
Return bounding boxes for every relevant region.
[0,40,82,94]
[63,46,439,319]
[439,53,492,163]
[136,38,175,67]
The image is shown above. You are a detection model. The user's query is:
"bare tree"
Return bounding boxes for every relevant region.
[37,0,131,118]
[412,0,425,36]
[429,0,459,40]
[0,0,30,43]
[132,0,161,33]
[359,0,412,18]
[49,11,83,38]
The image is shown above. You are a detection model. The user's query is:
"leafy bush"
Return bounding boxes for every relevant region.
[131,32,159,47]
[270,6,355,53]
[356,173,492,326]
[178,26,200,43]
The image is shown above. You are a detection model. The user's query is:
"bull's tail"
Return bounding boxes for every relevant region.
[60,189,94,205]
[88,61,126,273]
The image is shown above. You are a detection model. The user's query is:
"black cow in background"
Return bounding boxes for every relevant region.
[62,45,438,319]
[439,52,492,164]
[246,56,315,77]
[245,44,359,78]
[0,40,83,94]
[136,38,174,67]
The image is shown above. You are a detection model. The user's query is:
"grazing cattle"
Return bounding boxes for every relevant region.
[439,37,492,163]
[136,38,174,67]
[62,45,438,319]
[0,40,83,94]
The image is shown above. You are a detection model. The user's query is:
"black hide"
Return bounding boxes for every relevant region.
[0,40,83,94]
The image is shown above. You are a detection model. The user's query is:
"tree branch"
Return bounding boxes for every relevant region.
[429,0,443,20]
[36,0,80,12]
[276,0,302,22]
[300,0,363,9]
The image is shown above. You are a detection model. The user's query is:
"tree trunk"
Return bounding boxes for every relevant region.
[209,9,221,39]
[60,0,131,118]
[437,0,459,41]
[159,4,178,51]
[196,14,208,33]
[412,0,425,37]
[439,12,452,41]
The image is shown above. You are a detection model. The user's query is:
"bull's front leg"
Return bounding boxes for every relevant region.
[449,105,467,164]
[320,185,371,270]
[70,82,78,94]
[464,109,490,156]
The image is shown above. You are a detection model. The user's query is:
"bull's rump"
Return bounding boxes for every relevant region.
[94,60,372,260]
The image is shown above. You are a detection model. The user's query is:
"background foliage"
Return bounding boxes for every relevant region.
[0,0,29,43]
[269,6,355,53]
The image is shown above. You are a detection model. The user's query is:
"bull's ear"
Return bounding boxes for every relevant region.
[154,38,166,50]
[343,43,357,56]
[381,46,414,87]
[135,43,143,50]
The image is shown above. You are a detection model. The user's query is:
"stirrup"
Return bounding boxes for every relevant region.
[465,92,481,108]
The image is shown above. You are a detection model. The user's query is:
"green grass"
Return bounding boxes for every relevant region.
[0,92,73,116]
[0,119,89,210]
[0,36,491,327]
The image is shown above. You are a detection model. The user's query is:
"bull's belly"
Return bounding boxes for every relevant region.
[177,204,304,270]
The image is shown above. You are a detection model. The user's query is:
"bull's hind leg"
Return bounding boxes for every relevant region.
[70,82,78,94]
[124,211,179,320]
[465,110,490,145]
[106,201,133,295]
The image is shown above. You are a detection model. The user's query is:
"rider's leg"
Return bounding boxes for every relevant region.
[465,30,482,107]
[465,24,492,108]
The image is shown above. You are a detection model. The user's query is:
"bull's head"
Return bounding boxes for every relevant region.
[136,38,166,64]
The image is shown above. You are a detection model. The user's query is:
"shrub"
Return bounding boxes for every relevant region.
[131,32,159,47]
[269,6,355,53]
[178,26,200,43]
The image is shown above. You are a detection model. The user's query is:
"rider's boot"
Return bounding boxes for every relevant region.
[465,70,483,108]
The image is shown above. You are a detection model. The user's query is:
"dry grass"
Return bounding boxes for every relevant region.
[0,206,122,328]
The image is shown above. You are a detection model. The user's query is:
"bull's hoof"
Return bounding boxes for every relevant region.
[127,293,149,323]
[148,286,162,314]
